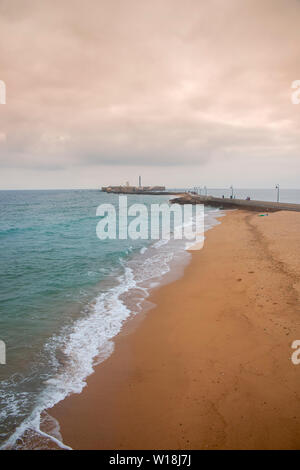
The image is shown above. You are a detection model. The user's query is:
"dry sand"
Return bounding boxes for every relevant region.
[50,210,300,449]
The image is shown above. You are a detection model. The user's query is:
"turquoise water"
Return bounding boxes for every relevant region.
[1,188,298,448]
[0,190,222,448]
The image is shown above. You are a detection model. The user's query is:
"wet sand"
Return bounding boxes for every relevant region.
[50,210,300,449]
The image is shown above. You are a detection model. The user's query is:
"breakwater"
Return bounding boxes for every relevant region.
[170,194,300,212]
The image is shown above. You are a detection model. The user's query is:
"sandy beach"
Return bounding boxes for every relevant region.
[50,209,300,450]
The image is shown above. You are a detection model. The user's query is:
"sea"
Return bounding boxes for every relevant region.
[0,188,299,449]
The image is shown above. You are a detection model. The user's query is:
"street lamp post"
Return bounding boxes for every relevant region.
[230,185,234,198]
[275,184,280,203]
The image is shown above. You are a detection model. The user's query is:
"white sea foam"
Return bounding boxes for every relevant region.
[2,207,223,450]
[1,266,137,449]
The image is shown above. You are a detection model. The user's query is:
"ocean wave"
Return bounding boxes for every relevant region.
[1,207,223,450]
[1,242,179,448]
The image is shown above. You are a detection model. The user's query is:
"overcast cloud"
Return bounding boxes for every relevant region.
[0,0,299,188]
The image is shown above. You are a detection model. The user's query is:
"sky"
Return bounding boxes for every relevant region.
[0,0,300,189]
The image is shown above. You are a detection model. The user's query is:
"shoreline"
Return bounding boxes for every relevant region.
[49,209,300,449]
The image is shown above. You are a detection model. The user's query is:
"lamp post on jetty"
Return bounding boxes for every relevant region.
[230,185,234,198]
[276,184,280,202]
